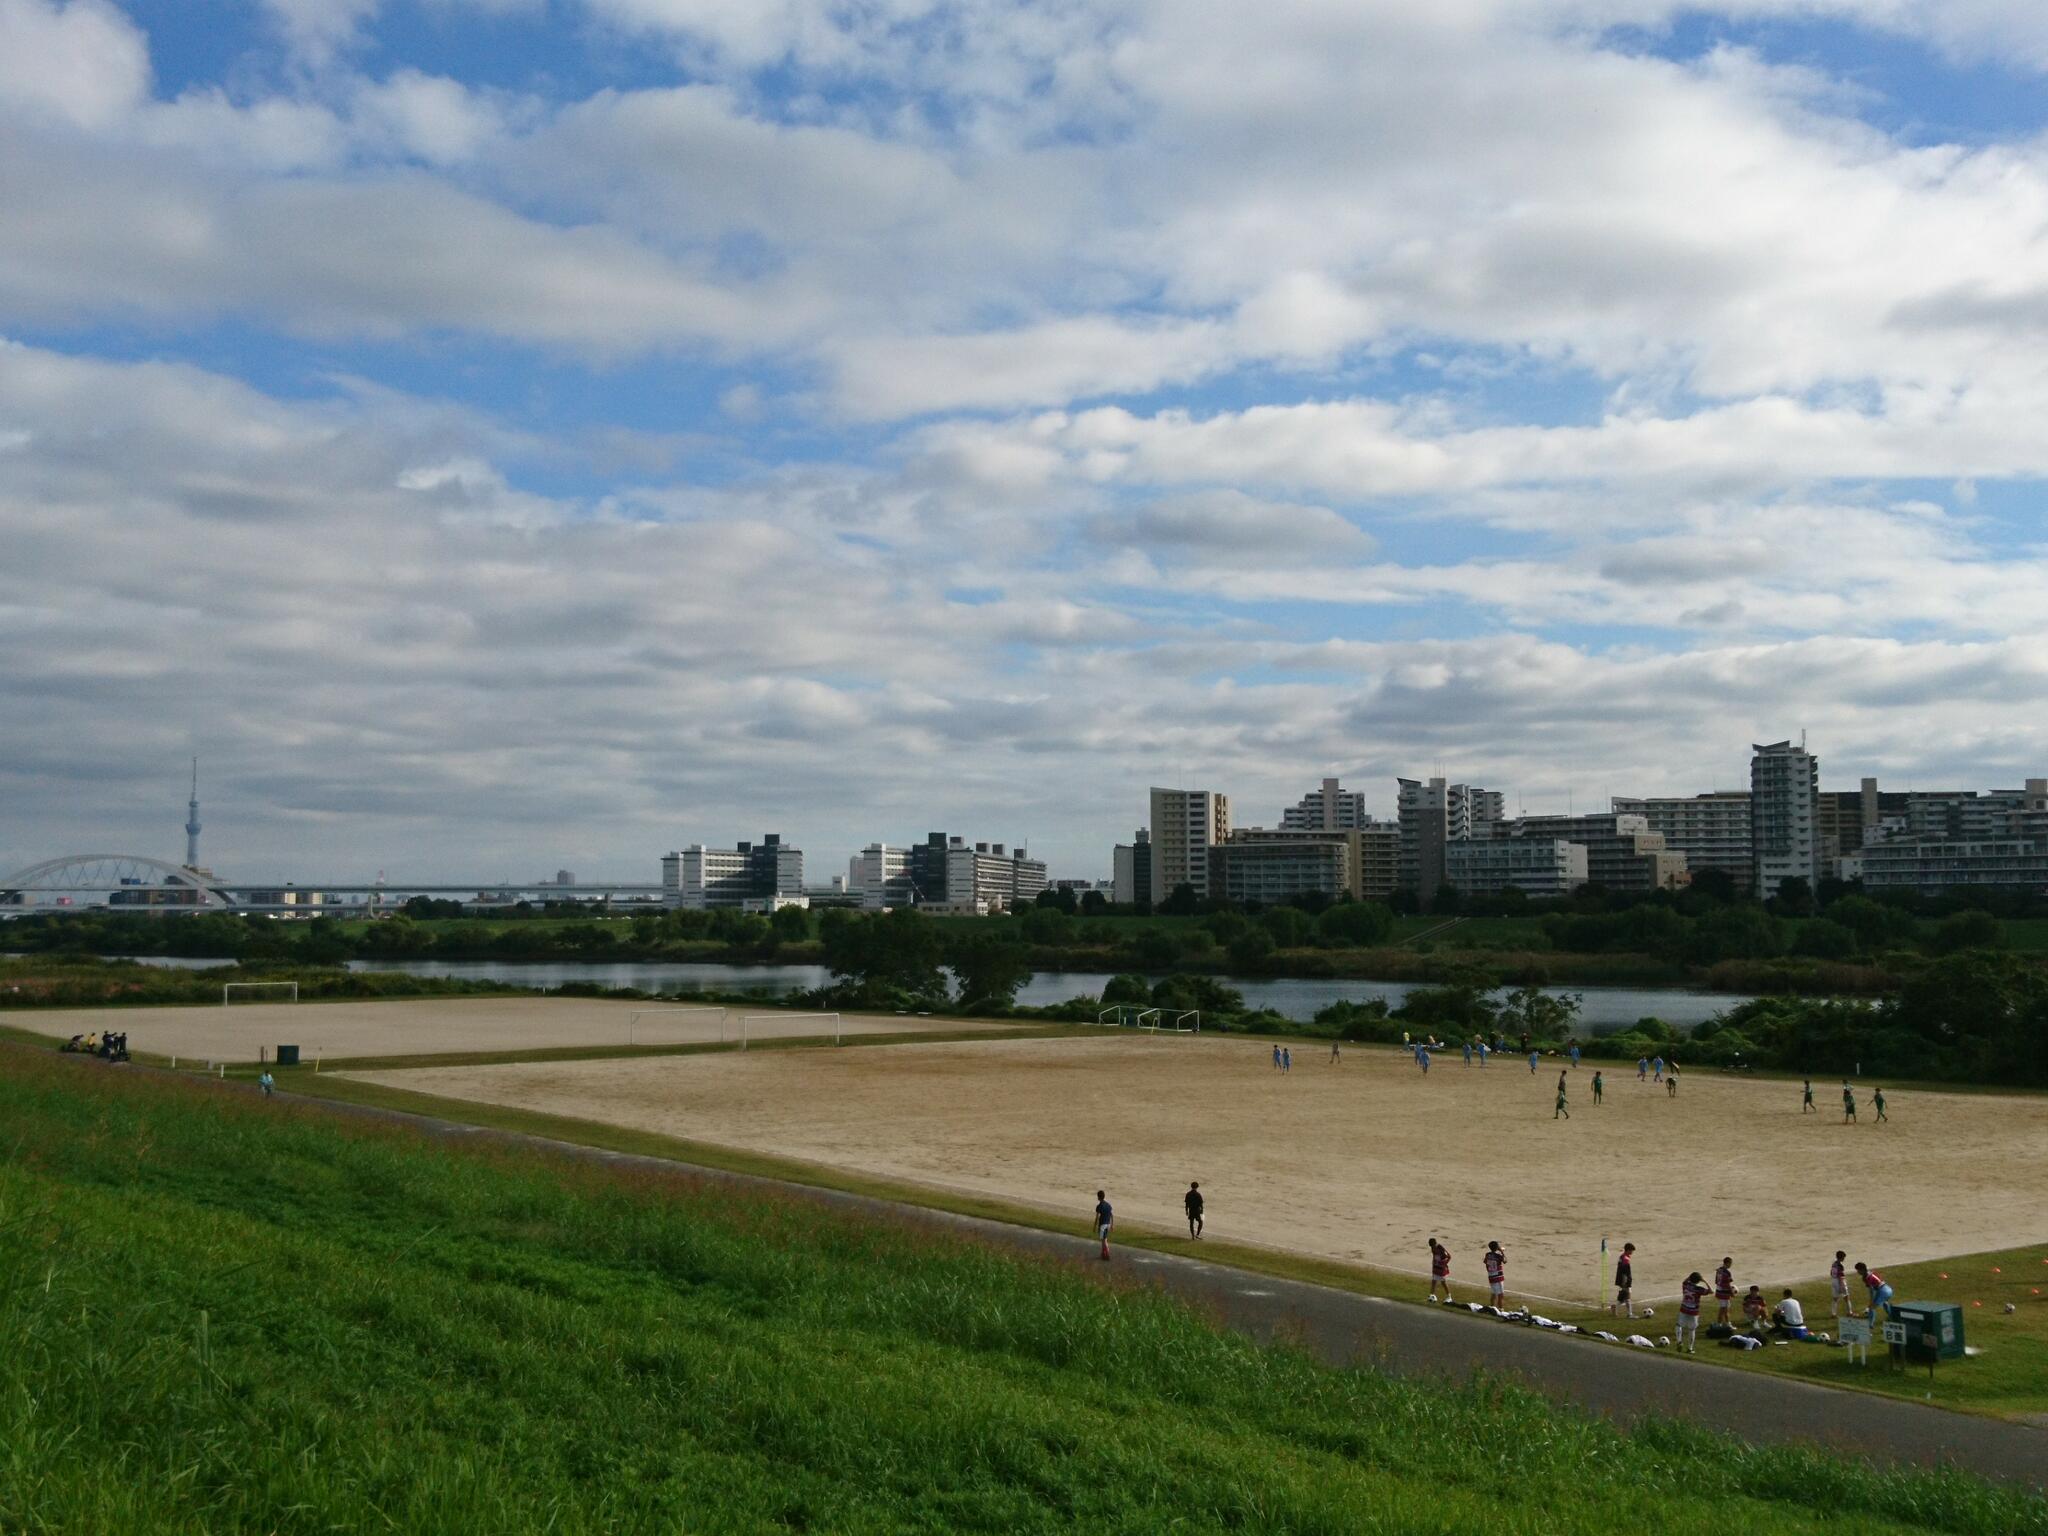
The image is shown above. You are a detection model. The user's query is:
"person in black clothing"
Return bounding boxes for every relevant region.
[1612,1241,1637,1318]
[1184,1181,1204,1239]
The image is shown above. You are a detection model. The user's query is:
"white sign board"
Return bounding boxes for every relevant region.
[1840,1315,1871,1364]
[1880,1320,1909,1346]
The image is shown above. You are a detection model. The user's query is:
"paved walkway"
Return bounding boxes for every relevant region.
[255,1083,2046,1492]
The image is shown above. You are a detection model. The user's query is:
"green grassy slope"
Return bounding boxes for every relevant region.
[2,1052,2042,1536]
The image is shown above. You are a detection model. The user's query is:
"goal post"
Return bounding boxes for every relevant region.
[223,982,298,1006]
[739,1011,842,1048]
[625,1006,728,1046]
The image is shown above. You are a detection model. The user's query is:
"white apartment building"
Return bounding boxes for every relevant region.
[1397,778,1504,905]
[1856,837,2048,896]
[1211,839,1350,905]
[1444,837,1588,899]
[853,844,914,909]
[1230,823,1402,901]
[937,842,1049,914]
[1509,813,1686,891]
[661,834,804,909]
[1280,777,1374,831]
[1149,788,1230,902]
[1751,741,1820,900]
[1611,792,1752,888]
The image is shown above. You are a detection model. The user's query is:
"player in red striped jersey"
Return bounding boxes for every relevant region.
[1678,1271,1711,1353]
[1428,1237,1452,1302]
[1611,1242,1637,1318]
[1829,1250,1851,1318]
[1483,1241,1506,1306]
[1713,1258,1735,1326]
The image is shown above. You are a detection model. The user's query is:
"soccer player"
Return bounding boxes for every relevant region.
[1554,1079,1569,1119]
[1184,1181,1204,1239]
[1272,1044,1282,1071]
[1802,1079,1815,1113]
[1742,1285,1769,1330]
[1418,1044,1430,1075]
[1713,1257,1735,1326]
[1281,1046,1291,1073]
[1330,1040,1341,1063]
[1842,1082,1857,1123]
[1569,1041,1581,1070]
[1478,1039,1489,1066]
[1612,1242,1637,1318]
[1463,1039,1473,1066]
[1678,1271,1711,1353]
[1637,1055,1649,1081]
[1094,1190,1114,1260]
[1591,1069,1604,1105]
[1652,1055,1664,1083]
[1428,1237,1452,1302]
[1829,1250,1851,1318]
[1666,1064,1679,1098]
[1527,1049,1539,1073]
[1484,1241,1507,1305]
[258,1070,275,1098]
[1874,1087,1888,1122]
[1854,1260,1896,1320]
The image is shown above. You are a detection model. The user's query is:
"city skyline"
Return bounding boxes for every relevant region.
[8,3,2048,879]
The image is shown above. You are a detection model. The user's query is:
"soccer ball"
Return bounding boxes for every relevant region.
[1641,1307,1655,1318]
[2005,1303,2018,1314]
[1657,1336,1672,1349]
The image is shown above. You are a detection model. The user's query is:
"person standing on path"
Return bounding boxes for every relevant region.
[1184,1182,1204,1240]
[1874,1087,1888,1122]
[1612,1242,1637,1318]
[1094,1190,1114,1261]
[1428,1238,1453,1302]
[1591,1070,1604,1105]
[1802,1079,1815,1113]
[1484,1241,1507,1307]
[1830,1250,1851,1319]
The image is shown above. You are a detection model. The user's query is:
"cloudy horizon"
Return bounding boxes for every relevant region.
[5,0,2048,884]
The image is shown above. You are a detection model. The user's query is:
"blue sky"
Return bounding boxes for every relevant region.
[3,0,2048,881]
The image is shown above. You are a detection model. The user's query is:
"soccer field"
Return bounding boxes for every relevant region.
[349,1033,2048,1305]
[0,997,1014,1062]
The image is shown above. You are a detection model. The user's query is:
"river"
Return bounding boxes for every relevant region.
[238,958,1760,1031]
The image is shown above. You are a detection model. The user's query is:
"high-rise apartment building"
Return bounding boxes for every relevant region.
[661,834,803,909]
[1507,813,1686,892]
[1396,777,1503,906]
[853,844,913,908]
[940,842,1048,913]
[1751,741,1820,900]
[1280,777,1373,831]
[1149,788,1230,902]
[1112,828,1153,906]
[1611,791,1752,888]
[1230,824,1402,901]
[1444,837,1588,899]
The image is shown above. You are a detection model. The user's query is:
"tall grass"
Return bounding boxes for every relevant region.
[1,1051,2040,1534]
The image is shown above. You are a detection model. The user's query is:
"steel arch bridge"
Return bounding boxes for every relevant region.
[0,854,232,910]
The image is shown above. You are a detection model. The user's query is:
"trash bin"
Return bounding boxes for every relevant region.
[1891,1301,1964,1363]
[276,1044,301,1067]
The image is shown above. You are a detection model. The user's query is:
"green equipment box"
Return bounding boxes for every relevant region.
[276,1044,301,1067]
[1890,1301,1965,1362]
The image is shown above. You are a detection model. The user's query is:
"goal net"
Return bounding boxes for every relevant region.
[625,1006,728,1046]
[223,981,298,1006]
[739,1011,843,1048]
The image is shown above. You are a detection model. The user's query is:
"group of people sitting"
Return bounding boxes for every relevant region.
[60,1030,129,1062]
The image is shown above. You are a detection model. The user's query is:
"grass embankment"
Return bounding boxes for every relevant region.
[4,1053,2043,1535]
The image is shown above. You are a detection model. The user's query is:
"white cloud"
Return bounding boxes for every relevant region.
[0,0,150,129]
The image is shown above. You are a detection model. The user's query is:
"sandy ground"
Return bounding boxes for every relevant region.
[351,1034,2048,1305]
[2,996,1014,1061]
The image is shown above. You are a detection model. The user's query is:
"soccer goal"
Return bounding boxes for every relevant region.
[223,982,298,1006]
[739,1011,842,1048]
[1156,1010,1199,1034]
[625,1006,728,1046]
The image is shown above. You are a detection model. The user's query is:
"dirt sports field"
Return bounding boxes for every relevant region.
[1,997,1015,1062]
[353,1033,2048,1305]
